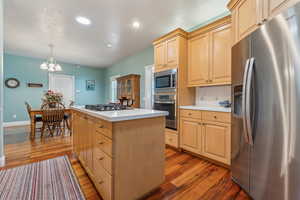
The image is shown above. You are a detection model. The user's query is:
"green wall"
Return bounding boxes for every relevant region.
[4,53,106,122]
[103,46,154,107]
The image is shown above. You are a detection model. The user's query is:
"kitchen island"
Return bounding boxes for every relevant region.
[71,106,168,200]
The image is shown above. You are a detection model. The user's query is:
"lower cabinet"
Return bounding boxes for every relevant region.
[180,118,202,153]
[179,109,231,165]
[202,122,231,165]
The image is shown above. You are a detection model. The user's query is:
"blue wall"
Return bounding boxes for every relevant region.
[4,53,106,122]
[103,46,154,107]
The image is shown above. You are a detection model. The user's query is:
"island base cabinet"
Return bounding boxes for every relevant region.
[72,110,165,200]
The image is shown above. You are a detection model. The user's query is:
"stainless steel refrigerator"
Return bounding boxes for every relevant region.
[231,2,300,200]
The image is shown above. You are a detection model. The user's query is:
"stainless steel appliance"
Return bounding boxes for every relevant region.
[232,3,300,200]
[153,69,177,130]
[153,92,177,130]
[154,69,177,93]
[85,104,131,111]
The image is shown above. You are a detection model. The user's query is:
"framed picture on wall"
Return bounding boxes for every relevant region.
[86,80,95,91]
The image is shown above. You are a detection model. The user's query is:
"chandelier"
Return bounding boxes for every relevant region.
[40,44,62,72]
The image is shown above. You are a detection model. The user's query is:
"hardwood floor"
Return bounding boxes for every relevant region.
[2,126,250,200]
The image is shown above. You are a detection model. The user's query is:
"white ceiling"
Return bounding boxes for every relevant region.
[4,0,229,68]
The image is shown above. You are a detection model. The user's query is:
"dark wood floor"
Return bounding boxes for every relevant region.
[2,126,250,200]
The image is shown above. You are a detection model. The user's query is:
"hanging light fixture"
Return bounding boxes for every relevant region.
[40,44,62,72]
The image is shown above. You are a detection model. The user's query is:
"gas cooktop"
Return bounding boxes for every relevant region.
[85,104,132,111]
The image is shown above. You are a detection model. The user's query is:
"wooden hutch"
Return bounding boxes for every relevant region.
[116,74,140,108]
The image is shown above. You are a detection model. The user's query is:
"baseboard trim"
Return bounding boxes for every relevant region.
[3,120,30,127]
[0,156,5,167]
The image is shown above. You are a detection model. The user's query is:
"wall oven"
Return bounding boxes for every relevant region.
[154,69,177,93]
[153,93,177,130]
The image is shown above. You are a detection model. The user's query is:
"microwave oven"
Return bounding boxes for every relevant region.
[154,69,177,93]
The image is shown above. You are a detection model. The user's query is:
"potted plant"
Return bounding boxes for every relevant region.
[42,90,63,107]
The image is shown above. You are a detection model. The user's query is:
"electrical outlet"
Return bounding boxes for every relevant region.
[13,114,17,119]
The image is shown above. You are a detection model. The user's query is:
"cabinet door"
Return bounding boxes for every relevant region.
[165,37,178,68]
[234,0,260,41]
[188,33,210,86]
[210,24,232,84]
[154,42,166,71]
[87,118,94,172]
[180,119,202,153]
[202,123,230,165]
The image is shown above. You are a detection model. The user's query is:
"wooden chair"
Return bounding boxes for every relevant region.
[41,102,65,137]
[63,100,74,135]
[25,102,42,133]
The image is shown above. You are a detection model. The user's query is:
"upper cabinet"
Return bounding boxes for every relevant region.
[229,0,262,43]
[153,29,187,72]
[187,16,232,87]
[228,0,300,44]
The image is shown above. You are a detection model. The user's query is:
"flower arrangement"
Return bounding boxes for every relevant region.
[42,90,63,104]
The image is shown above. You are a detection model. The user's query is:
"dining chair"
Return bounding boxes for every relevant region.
[41,102,65,137]
[63,100,74,135]
[25,102,42,133]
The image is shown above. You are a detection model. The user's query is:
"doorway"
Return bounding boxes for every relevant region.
[49,74,75,107]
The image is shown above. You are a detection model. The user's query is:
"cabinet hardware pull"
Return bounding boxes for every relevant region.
[98,141,104,145]
[188,113,192,115]
[99,125,104,128]
[98,180,104,184]
[209,80,213,82]
[214,116,217,119]
[99,157,104,161]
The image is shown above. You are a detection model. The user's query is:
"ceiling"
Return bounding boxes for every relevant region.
[4,0,229,68]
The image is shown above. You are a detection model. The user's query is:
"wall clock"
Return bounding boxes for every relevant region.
[5,78,20,88]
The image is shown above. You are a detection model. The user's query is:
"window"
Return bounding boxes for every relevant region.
[110,75,120,103]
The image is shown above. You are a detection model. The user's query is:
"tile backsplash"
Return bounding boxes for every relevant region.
[195,86,231,105]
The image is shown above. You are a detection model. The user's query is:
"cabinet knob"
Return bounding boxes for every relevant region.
[99,125,104,128]
[98,141,104,145]
[209,80,213,83]
[198,123,202,125]
[214,116,217,119]
[98,180,104,184]
[98,157,104,161]
[206,80,209,83]
[188,113,192,116]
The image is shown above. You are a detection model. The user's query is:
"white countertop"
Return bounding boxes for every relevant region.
[71,106,169,122]
[180,101,231,113]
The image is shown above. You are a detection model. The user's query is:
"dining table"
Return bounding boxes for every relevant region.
[29,108,72,139]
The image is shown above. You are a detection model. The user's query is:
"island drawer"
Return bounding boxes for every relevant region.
[94,165,112,200]
[94,147,112,175]
[95,120,112,139]
[180,109,202,119]
[95,132,113,157]
[202,111,231,123]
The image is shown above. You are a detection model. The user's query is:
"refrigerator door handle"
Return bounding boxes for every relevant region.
[242,58,250,144]
[245,58,255,146]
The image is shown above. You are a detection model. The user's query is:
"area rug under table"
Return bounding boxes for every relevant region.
[0,156,85,200]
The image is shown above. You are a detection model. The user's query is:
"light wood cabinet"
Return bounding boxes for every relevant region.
[154,42,166,71]
[187,16,232,87]
[210,24,232,84]
[154,37,178,72]
[228,0,300,44]
[179,109,231,165]
[165,128,179,148]
[180,118,202,154]
[202,122,231,165]
[153,28,188,72]
[72,110,165,200]
[188,33,210,85]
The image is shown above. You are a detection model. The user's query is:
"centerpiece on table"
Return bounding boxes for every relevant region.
[42,90,63,107]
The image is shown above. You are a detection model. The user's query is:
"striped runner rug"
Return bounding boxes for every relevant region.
[0,156,85,200]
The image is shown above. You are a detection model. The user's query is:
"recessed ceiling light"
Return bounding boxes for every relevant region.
[76,16,91,25]
[132,21,140,29]
[106,43,112,48]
